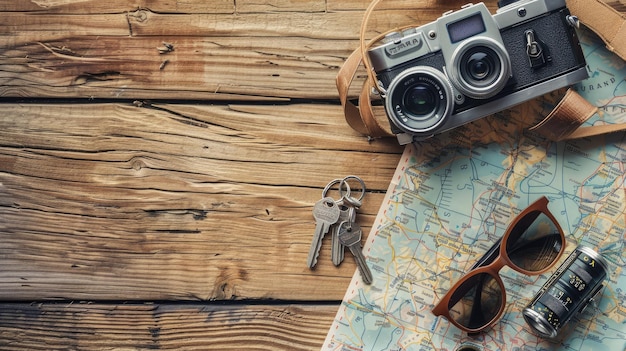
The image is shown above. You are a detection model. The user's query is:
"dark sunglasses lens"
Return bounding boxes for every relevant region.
[447,272,503,330]
[506,210,562,271]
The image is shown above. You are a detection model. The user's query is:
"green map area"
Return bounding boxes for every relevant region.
[323,28,626,351]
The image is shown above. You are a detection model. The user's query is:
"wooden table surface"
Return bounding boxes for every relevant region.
[0,0,531,349]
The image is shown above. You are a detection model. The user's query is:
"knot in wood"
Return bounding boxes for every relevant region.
[128,9,149,23]
[130,157,146,171]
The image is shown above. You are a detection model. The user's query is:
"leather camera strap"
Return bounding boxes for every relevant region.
[337,47,388,136]
[529,89,599,141]
[567,0,626,61]
[337,0,626,141]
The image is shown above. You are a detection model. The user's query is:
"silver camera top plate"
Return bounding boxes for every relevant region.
[368,0,568,73]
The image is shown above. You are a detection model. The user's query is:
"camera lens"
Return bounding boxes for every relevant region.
[462,47,500,86]
[469,59,489,79]
[467,51,495,81]
[403,84,438,116]
[450,38,511,99]
[385,67,453,135]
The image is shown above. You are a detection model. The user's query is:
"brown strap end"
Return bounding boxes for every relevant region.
[529,89,598,141]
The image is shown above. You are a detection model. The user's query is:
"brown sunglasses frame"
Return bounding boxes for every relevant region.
[431,196,565,333]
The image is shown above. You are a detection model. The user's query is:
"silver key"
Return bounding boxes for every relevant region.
[307,197,340,269]
[331,205,355,266]
[338,221,373,285]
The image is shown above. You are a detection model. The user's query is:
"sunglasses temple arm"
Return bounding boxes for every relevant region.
[470,237,502,270]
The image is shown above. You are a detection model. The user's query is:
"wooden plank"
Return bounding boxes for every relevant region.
[0,0,235,13]
[327,0,492,10]
[0,12,361,100]
[0,103,403,301]
[0,35,353,100]
[0,0,482,13]
[0,1,495,100]
[236,0,326,12]
[0,302,337,350]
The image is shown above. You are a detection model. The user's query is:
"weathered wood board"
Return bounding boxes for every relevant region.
[0,102,402,302]
[0,302,337,350]
[11,0,625,349]
[0,0,477,100]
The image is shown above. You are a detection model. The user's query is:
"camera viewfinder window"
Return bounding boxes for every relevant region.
[447,13,486,43]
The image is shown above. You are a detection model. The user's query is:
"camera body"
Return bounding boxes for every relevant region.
[367,0,588,144]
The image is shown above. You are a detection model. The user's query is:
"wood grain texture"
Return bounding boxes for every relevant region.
[0,0,515,349]
[0,0,475,13]
[0,302,337,350]
[0,102,403,301]
[0,0,478,100]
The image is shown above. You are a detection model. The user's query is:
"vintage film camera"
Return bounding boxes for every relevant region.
[523,246,609,339]
[367,0,588,144]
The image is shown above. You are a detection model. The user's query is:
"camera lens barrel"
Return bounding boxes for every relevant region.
[449,38,512,99]
[385,66,454,134]
[523,246,609,338]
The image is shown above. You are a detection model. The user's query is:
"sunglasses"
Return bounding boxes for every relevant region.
[431,196,565,333]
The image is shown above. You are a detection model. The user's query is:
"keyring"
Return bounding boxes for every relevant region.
[322,178,351,199]
[339,175,366,201]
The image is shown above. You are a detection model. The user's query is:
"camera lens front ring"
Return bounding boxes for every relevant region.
[449,37,512,99]
[385,66,454,135]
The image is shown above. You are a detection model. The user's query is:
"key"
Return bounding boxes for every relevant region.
[338,221,373,285]
[307,197,340,269]
[331,205,356,266]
